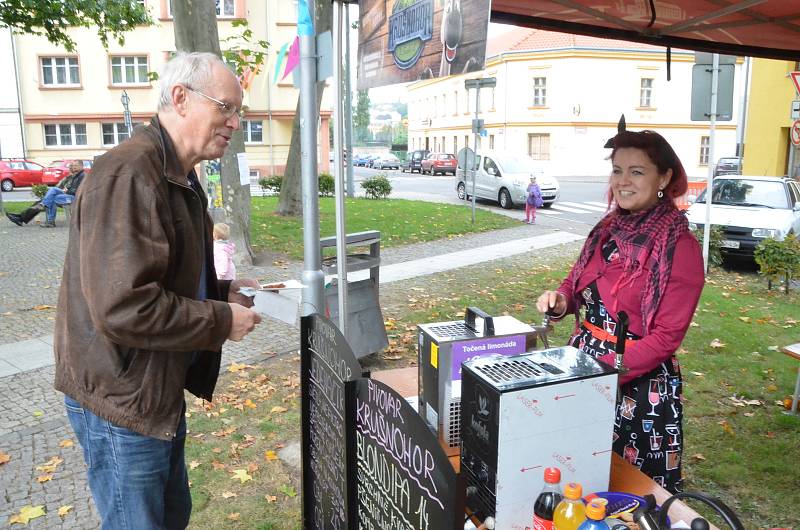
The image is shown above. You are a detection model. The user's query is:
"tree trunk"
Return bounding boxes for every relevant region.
[172,0,254,264]
[277,0,331,217]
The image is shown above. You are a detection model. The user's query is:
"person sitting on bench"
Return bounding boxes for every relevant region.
[6,161,85,228]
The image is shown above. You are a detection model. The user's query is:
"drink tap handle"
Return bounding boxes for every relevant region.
[614,311,629,374]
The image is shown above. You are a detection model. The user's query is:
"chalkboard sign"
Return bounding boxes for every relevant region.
[301,314,362,529]
[348,377,462,530]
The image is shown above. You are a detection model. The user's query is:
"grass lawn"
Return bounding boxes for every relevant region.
[250,196,519,259]
[184,247,799,529]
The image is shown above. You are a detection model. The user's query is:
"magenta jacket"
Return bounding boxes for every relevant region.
[556,231,704,385]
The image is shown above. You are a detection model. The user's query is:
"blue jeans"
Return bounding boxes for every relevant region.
[64,395,191,530]
[41,187,73,222]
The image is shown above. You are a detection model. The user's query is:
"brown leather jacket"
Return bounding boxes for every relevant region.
[54,117,233,440]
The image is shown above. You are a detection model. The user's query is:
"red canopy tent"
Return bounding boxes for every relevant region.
[491,0,800,60]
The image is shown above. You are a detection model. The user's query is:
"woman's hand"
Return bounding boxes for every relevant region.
[536,290,567,316]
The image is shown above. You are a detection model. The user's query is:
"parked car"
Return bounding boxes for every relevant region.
[352,154,370,167]
[364,155,382,168]
[687,176,800,259]
[0,159,45,191]
[402,149,430,173]
[714,157,742,176]
[420,153,457,175]
[41,159,93,185]
[455,150,560,209]
[373,154,400,170]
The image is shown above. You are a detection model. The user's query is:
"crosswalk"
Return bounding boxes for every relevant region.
[539,201,610,215]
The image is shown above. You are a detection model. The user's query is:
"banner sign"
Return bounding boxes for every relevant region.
[357,0,491,90]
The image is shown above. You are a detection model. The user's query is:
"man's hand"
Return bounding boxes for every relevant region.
[227,303,262,341]
[229,278,260,308]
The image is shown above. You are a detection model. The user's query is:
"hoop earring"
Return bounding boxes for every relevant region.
[657,189,664,199]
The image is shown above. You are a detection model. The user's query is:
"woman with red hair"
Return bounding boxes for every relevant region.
[537,129,704,493]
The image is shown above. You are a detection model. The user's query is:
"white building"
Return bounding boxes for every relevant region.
[407,28,741,179]
[0,28,24,158]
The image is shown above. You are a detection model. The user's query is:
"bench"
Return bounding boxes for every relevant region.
[57,202,72,221]
[781,342,800,415]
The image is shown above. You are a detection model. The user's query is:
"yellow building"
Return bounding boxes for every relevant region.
[742,58,800,177]
[11,0,332,178]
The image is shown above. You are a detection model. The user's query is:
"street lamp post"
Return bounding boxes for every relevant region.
[120,90,133,133]
[464,77,496,224]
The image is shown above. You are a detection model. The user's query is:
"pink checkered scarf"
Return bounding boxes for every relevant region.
[571,200,688,334]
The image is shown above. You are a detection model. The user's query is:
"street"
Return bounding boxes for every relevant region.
[351,165,610,228]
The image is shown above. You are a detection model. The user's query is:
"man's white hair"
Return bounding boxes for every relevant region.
[158,52,226,111]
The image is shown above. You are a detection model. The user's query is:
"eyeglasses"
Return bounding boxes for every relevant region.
[185,86,244,120]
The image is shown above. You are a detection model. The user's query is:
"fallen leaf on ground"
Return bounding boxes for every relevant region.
[709,339,726,349]
[738,316,751,323]
[227,512,240,521]
[8,505,46,525]
[57,505,73,517]
[228,362,247,373]
[36,474,53,483]
[692,453,706,461]
[718,420,735,436]
[188,460,200,470]
[0,451,10,465]
[247,462,259,473]
[231,469,252,483]
[270,406,288,414]
[265,495,278,503]
[265,450,278,461]
[58,439,74,448]
[212,460,226,471]
[221,491,238,499]
[33,304,55,310]
[32,410,44,417]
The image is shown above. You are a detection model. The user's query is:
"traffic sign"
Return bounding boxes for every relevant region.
[792,100,800,120]
[791,120,800,146]
[791,72,800,97]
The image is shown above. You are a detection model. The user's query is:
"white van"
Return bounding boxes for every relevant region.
[455,150,560,209]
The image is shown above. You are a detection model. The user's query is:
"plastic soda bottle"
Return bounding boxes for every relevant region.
[553,482,586,530]
[577,501,609,530]
[532,467,563,530]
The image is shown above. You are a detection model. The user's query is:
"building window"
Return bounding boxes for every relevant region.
[44,123,87,146]
[453,135,458,153]
[640,78,654,107]
[532,77,546,106]
[699,136,710,166]
[489,134,495,150]
[41,57,80,86]
[111,56,149,85]
[464,135,469,150]
[453,91,458,115]
[490,87,496,111]
[528,133,550,160]
[242,120,263,143]
[441,94,446,117]
[465,89,471,113]
[102,122,135,146]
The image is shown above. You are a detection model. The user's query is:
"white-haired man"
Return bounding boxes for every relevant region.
[53,52,262,529]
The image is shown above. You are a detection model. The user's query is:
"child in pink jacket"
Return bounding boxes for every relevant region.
[213,223,236,280]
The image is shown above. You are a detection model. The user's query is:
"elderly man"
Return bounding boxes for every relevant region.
[54,52,262,529]
[5,160,85,227]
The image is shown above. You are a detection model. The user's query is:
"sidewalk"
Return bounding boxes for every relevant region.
[0,212,585,528]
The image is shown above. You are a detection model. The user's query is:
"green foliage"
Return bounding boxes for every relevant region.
[354,90,371,143]
[258,175,283,194]
[360,175,392,199]
[220,19,270,85]
[31,184,49,200]
[318,173,335,197]
[692,226,725,267]
[0,0,151,51]
[754,234,800,293]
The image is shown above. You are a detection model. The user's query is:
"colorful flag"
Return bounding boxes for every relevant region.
[282,36,300,80]
[274,41,289,84]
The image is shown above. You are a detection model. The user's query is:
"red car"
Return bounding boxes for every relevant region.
[0,159,45,192]
[420,153,457,175]
[42,159,93,185]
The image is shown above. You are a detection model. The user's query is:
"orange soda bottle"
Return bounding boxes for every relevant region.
[553,482,586,530]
